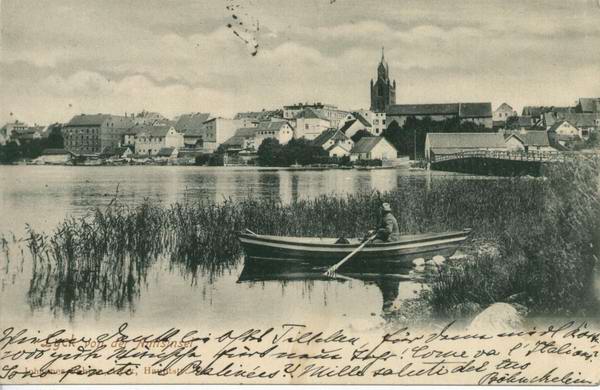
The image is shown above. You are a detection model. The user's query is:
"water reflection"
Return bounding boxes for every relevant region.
[238,257,426,316]
[0,166,485,325]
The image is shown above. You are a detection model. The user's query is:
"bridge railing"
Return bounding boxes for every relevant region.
[431,149,599,163]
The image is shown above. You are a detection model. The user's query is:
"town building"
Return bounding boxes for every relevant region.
[283,103,347,129]
[222,128,259,151]
[506,115,542,131]
[293,108,331,140]
[386,102,493,129]
[339,113,372,139]
[493,103,517,129]
[173,112,212,148]
[354,110,386,135]
[222,120,294,152]
[201,117,242,151]
[541,112,599,138]
[1,120,29,144]
[575,98,600,113]
[350,136,398,161]
[62,114,135,154]
[9,126,45,144]
[502,131,554,152]
[521,106,573,121]
[100,145,133,159]
[234,110,283,127]
[155,147,179,161]
[424,133,506,161]
[370,48,396,113]
[134,125,184,155]
[132,110,169,126]
[547,120,584,141]
[311,128,354,158]
[253,120,294,148]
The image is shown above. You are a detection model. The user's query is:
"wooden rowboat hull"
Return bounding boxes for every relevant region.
[238,229,471,272]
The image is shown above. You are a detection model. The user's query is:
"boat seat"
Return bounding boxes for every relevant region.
[335,237,350,244]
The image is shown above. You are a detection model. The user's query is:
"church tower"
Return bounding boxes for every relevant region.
[370,47,396,112]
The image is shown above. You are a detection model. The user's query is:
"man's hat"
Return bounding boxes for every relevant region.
[382,202,392,212]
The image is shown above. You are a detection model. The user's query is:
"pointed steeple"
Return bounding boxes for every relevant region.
[377,46,389,81]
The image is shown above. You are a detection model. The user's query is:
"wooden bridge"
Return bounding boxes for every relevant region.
[429,149,597,176]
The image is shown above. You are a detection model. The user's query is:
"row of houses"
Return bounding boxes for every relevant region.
[5,96,597,161]
[491,98,600,138]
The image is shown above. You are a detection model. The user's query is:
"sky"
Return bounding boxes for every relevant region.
[1,0,599,125]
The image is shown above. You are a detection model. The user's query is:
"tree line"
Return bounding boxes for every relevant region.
[382,116,491,159]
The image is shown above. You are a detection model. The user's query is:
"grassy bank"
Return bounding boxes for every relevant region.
[426,159,600,317]
[23,158,599,317]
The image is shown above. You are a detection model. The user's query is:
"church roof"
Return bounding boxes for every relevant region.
[387,103,492,118]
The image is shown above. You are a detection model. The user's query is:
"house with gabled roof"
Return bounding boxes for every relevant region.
[254,120,294,148]
[350,136,398,161]
[134,125,184,155]
[312,128,354,157]
[172,112,211,148]
[542,111,599,139]
[293,107,331,140]
[100,145,133,159]
[339,112,372,138]
[503,130,554,152]
[493,103,517,123]
[222,128,259,151]
[424,133,506,161]
[547,120,582,142]
[155,147,179,160]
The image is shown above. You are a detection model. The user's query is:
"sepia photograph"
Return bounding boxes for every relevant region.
[0,0,599,385]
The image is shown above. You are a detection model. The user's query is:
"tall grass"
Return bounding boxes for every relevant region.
[22,158,599,317]
[426,158,600,316]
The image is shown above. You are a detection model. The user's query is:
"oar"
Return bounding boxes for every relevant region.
[324,233,377,277]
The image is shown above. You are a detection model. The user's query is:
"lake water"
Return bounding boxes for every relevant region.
[0,166,528,332]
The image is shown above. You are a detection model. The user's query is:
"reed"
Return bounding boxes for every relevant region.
[22,158,599,317]
[426,158,600,316]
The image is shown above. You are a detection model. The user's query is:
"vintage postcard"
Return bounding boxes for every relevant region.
[1,0,599,385]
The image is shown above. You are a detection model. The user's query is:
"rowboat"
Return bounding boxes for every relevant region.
[238,228,472,273]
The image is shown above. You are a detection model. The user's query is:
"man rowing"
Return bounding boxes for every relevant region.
[368,202,400,243]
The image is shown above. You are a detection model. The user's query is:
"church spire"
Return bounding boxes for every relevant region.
[371,47,396,112]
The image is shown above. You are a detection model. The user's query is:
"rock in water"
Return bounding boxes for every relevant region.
[468,303,525,332]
